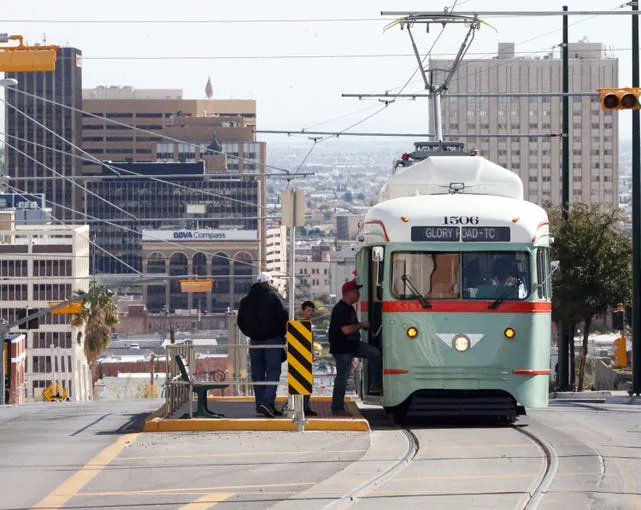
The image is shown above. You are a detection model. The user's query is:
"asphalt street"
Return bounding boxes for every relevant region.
[0,397,639,509]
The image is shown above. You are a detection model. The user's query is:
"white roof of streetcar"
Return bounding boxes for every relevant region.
[378,154,523,202]
[362,150,549,246]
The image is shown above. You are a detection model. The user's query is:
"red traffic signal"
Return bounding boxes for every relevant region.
[597,88,641,110]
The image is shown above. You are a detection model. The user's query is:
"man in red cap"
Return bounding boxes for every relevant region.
[328,278,381,416]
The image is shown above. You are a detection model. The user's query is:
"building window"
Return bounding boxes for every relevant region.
[32,356,52,373]
[33,260,72,277]
[0,284,28,300]
[0,260,27,277]
[33,284,72,301]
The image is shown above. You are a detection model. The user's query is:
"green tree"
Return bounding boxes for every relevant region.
[549,203,632,391]
[71,282,120,380]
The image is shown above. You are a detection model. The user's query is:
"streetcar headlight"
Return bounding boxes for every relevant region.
[407,326,418,338]
[504,327,516,339]
[452,334,470,352]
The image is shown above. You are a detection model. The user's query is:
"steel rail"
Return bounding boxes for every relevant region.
[324,427,420,509]
[513,424,559,509]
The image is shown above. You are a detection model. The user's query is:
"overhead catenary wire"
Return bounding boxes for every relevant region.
[0,179,270,275]
[7,87,292,175]
[0,181,143,275]
[0,131,312,179]
[1,104,263,211]
[0,125,137,220]
[0,99,283,278]
[393,2,626,98]
[0,147,268,276]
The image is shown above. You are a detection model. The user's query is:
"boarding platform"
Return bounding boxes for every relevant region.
[144,396,370,432]
[144,343,370,432]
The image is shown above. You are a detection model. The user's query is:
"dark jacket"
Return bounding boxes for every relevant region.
[328,299,361,354]
[237,282,288,341]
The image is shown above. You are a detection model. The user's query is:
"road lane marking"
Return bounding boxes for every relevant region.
[32,433,139,509]
[180,492,234,509]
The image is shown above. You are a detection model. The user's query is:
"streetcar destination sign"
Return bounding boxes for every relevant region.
[411,226,459,241]
[461,226,511,242]
[411,226,510,242]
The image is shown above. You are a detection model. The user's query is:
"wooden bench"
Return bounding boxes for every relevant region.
[175,355,228,418]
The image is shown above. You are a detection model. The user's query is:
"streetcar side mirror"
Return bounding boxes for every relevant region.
[551,260,560,274]
[372,247,384,262]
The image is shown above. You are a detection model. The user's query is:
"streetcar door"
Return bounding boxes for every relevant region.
[367,247,384,395]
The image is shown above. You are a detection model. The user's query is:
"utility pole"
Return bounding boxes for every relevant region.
[557,5,571,391]
[631,0,641,396]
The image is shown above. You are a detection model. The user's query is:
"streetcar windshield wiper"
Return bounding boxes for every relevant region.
[401,274,431,309]
[488,279,521,310]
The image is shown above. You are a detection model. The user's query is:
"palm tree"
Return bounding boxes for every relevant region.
[71,282,120,380]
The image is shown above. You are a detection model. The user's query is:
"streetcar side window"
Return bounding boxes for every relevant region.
[391,252,460,299]
[536,248,551,299]
[461,252,530,300]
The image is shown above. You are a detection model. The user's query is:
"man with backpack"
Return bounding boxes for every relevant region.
[237,272,288,418]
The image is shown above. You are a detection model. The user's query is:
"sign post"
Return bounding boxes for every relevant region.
[282,189,306,416]
[287,320,313,431]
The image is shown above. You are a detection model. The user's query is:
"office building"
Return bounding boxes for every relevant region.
[430,41,618,206]
[264,226,288,296]
[6,47,83,220]
[0,217,91,402]
[86,161,260,312]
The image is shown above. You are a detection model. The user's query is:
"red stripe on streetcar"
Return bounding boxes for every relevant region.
[381,301,551,313]
[512,369,551,375]
[536,221,550,229]
[383,369,409,375]
[364,220,390,242]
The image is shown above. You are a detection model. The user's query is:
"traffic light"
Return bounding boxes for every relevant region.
[16,309,39,330]
[597,88,641,111]
[613,310,625,330]
[613,336,627,367]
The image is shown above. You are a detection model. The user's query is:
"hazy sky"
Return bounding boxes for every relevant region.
[0,0,636,145]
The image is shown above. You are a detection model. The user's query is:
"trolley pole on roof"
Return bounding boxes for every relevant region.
[631,1,640,396]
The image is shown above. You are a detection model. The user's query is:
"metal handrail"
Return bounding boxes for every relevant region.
[161,322,338,418]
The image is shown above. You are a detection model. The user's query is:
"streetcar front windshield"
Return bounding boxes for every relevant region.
[391,251,530,300]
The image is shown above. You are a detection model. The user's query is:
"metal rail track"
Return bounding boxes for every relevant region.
[324,427,420,509]
[514,424,559,509]
[325,420,558,509]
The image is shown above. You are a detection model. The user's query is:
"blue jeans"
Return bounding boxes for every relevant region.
[332,342,381,412]
[249,337,284,407]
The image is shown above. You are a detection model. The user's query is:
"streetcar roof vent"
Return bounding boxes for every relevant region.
[379,154,523,202]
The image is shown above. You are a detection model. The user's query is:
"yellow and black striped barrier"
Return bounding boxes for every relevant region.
[287,320,313,395]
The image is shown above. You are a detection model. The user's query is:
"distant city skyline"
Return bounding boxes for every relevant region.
[1,0,638,143]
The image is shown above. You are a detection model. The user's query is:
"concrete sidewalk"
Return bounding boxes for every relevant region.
[550,390,640,404]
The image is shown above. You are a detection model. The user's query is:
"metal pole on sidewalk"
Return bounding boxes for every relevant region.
[0,326,6,405]
[631,0,641,396]
[557,5,570,391]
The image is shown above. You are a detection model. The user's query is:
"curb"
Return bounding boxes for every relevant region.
[143,416,370,432]
[142,396,370,432]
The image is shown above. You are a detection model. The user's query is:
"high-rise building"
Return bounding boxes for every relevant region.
[430,41,618,206]
[5,47,83,220]
[80,88,266,273]
[0,217,92,402]
[264,226,288,296]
